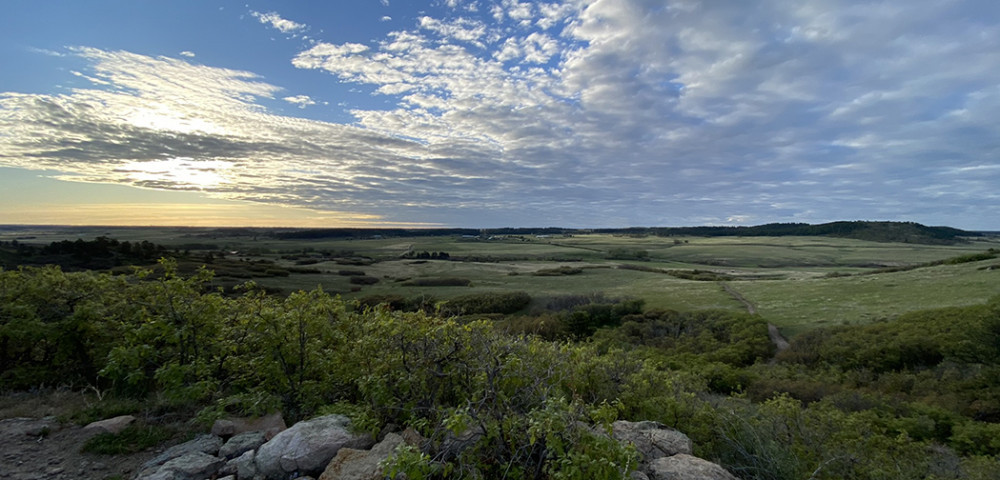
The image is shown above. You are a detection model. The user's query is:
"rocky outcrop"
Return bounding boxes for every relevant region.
[137,434,224,480]
[611,421,739,480]
[253,414,374,479]
[318,432,408,480]
[612,420,693,460]
[126,416,735,480]
[647,454,740,480]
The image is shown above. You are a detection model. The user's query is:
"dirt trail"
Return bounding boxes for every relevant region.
[719,282,790,356]
[0,416,156,480]
[719,281,756,314]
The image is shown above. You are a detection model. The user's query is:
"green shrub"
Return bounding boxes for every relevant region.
[438,291,531,316]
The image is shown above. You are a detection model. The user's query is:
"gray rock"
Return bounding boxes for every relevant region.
[218,476,236,480]
[83,415,135,434]
[140,434,224,474]
[612,421,693,461]
[438,426,484,461]
[318,432,405,480]
[646,454,739,480]
[138,470,180,480]
[211,412,286,439]
[219,431,267,459]
[255,414,374,479]
[233,449,258,480]
[157,452,225,480]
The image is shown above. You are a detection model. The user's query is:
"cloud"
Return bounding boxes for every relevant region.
[3,0,1000,229]
[283,94,317,108]
[179,51,196,58]
[251,10,306,34]
[381,16,392,22]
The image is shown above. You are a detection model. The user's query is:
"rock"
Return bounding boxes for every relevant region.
[318,432,405,480]
[211,412,286,439]
[612,421,693,461]
[645,454,739,480]
[631,471,651,480]
[219,430,267,459]
[156,452,224,480]
[218,476,236,480]
[233,449,258,479]
[140,434,223,474]
[400,426,430,453]
[83,415,136,435]
[254,414,374,479]
[438,426,484,461]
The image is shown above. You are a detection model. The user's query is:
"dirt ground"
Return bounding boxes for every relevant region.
[0,391,169,480]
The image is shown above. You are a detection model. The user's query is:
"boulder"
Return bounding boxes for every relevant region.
[232,449,258,480]
[83,415,135,435]
[438,425,484,461]
[140,434,223,475]
[156,452,225,480]
[211,412,286,439]
[318,432,405,480]
[646,454,739,480]
[219,430,267,459]
[254,414,375,479]
[612,421,693,461]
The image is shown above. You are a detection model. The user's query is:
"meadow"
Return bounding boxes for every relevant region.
[2,225,998,339]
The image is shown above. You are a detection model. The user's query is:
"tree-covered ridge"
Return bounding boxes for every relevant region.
[3,263,1000,478]
[596,221,976,244]
[264,221,977,245]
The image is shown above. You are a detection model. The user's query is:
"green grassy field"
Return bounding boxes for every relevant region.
[3,226,998,339]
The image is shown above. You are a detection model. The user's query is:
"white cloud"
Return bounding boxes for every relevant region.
[179,51,196,57]
[418,16,487,44]
[3,0,1000,228]
[381,16,392,22]
[283,94,316,108]
[251,10,306,34]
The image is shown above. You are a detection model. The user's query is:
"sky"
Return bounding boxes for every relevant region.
[1,1,998,229]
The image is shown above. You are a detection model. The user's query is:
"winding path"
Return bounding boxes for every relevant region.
[719,282,790,355]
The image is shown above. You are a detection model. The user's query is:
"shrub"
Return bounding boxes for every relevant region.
[401,277,472,287]
[438,291,531,316]
[532,266,583,276]
[350,276,380,285]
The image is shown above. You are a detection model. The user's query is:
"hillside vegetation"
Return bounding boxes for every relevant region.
[2,257,1000,478]
[1,223,999,478]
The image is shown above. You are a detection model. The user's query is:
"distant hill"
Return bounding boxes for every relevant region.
[600,221,975,245]
[269,221,976,245]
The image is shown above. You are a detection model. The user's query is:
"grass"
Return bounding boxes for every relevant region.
[734,260,1000,336]
[6,228,998,339]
